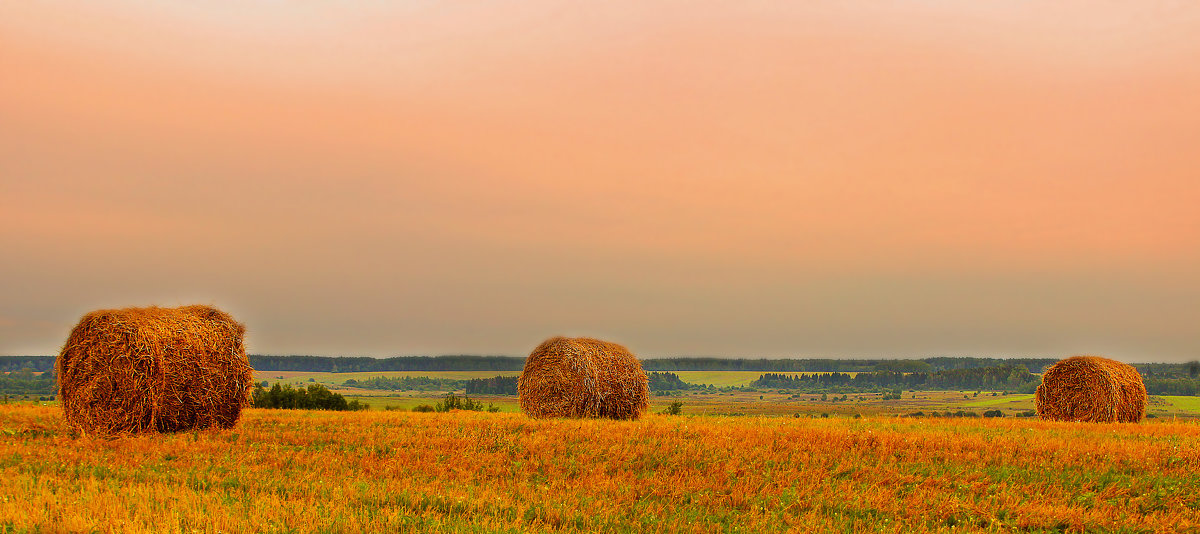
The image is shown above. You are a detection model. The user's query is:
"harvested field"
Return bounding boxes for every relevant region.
[1,404,1198,533]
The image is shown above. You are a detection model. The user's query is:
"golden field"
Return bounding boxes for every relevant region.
[1,404,1199,533]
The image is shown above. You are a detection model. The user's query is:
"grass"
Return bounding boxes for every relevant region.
[2,404,1198,533]
[340,395,522,413]
[1164,396,1200,412]
[654,390,1042,417]
[960,393,1035,408]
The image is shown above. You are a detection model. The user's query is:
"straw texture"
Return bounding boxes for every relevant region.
[1035,355,1146,423]
[56,305,254,435]
[518,336,649,420]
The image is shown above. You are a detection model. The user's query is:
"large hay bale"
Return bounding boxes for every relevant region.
[1035,355,1146,423]
[56,305,254,434]
[518,336,649,420]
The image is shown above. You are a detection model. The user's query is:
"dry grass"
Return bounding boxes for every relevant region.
[56,305,254,435]
[1035,355,1147,423]
[518,337,649,420]
[2,404,1198,533]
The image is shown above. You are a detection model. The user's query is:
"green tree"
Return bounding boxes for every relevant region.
[660,401,683,415]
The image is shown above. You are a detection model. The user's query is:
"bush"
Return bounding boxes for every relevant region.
[983,410,1004,418]
[660,401,683,415]
[412,405,435,413]
[434,393,494,412]
[252,383,364,411]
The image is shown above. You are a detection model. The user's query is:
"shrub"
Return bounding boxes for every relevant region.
[660,401,683,415]
[252,383,362,411]
[435,393,492,412]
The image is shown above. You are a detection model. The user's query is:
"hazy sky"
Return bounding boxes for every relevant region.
[3,2,1198,361]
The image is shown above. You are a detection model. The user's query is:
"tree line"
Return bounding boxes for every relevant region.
[464,376,518,395]
[3,361,1200,398]
[343,376,465,392]
[648,372,709,392]
[751,365,1043,393]
[6,355,1199,376]
[246,355,1072,373]
[0,357,56,373]
[248,355,525,372]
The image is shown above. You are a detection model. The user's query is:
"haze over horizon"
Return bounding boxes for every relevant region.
[3,2,1198,362]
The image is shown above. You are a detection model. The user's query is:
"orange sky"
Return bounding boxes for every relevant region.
[2,2,1198,360]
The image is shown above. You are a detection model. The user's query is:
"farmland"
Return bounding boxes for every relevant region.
[251,370,855,390]
[248,369,1200,420]
[3,402,1200,533]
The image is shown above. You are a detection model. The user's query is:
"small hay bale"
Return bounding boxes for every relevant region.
[518,336,649,420]
[1035,355,1146,423]
[56,305,254,434]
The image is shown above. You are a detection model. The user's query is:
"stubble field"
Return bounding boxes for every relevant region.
[2,403,1199,533]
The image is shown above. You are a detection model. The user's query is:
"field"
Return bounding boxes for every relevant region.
[3,403,1200,533]
[248,368,1200,420]
[253,370,863,393]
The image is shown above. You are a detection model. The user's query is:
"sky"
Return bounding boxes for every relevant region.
[2,2,1198,361]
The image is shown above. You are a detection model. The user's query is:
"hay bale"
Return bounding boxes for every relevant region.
[518,336,649,420]
[56,305,254,434]
[1035,355,1146,423]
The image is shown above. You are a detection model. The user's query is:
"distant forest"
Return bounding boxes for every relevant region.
[4,355,1200,397]
[3,355,1198,375]
[245,355,1075,373]
[751,365,1042,393]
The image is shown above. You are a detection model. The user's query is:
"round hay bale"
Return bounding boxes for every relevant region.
[518,336,649,420]
[56,305,254,434]
[1035,355,1146,423]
